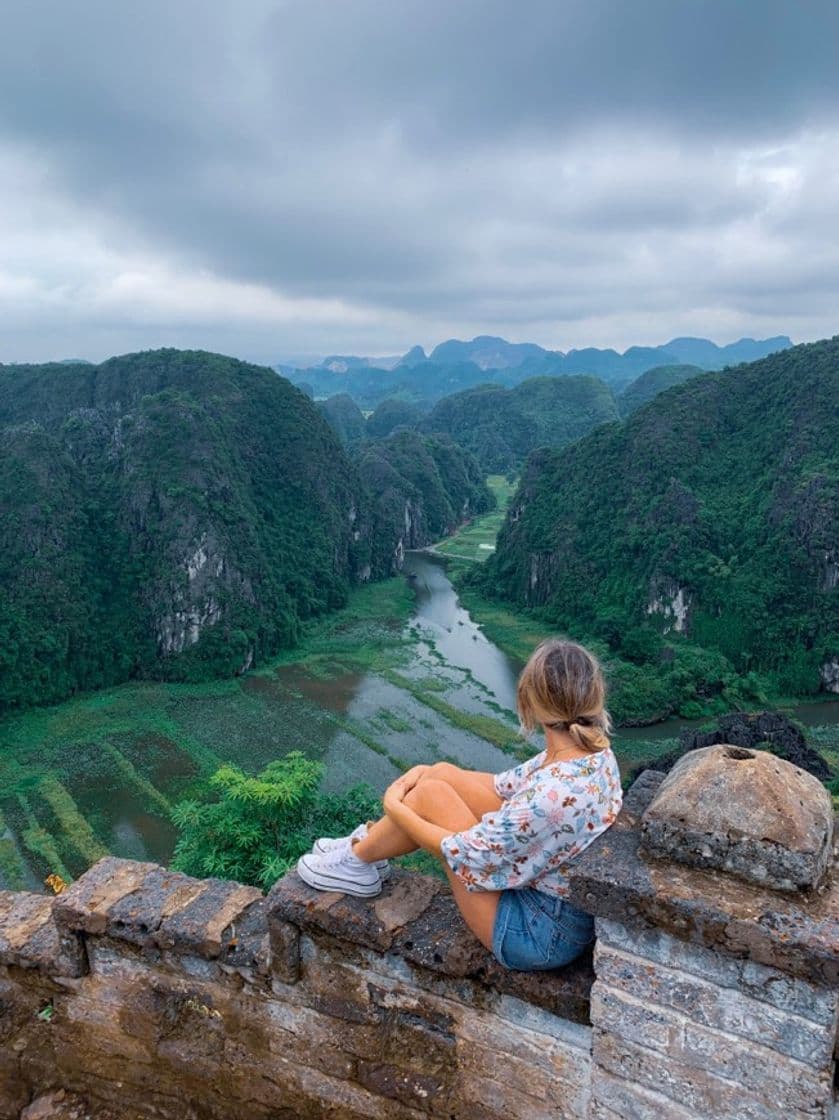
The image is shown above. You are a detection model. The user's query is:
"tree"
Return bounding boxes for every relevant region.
[170,751,381,889]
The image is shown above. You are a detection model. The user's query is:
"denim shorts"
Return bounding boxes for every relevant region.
[492,888,595,970]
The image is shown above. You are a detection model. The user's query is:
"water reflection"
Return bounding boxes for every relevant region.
[402,551,521,711]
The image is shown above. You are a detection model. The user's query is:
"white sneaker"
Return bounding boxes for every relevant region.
[313,823,391,879]
[297,840,383,897]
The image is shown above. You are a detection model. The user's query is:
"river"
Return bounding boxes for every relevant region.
[401,550,839,737]
[2,550,835,885]
[314,551,839,790]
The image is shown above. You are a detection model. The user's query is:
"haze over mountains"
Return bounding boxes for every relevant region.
[284,333,793,405]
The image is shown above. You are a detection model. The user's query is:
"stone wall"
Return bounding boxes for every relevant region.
[1,767,837,1120]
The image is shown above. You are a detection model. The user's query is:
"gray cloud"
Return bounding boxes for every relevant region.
[0,0,838,362]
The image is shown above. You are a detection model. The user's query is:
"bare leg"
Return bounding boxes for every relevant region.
[351,763,501,864]
[419,762,502,818]
[354,778,501,950]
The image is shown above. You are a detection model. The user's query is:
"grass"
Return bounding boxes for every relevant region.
[382,669,524,757]
[0,808,28,890]
[0,572,418,880]
[36,776,109,866]
[16,795,71,882]
[434,475,516,570]
[453,586,552,665]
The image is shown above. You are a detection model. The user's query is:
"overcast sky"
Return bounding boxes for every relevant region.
[2,0,838,365]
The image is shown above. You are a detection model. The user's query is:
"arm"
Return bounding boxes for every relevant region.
[382,775,454,856]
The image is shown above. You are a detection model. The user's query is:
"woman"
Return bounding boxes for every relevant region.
[297,639,622,970]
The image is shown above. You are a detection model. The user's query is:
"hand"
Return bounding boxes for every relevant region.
[383,771,417,816]
[398,764,431,794]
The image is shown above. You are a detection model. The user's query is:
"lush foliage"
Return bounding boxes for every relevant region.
[474,338,839,706]
[317,393,367,446]
[0,350,366,712]
[421,375,619,473]
[366,398,425,439]
[358,429,495,571]
[0,350,495,714]
[170,751,382,888]
[617,363,703,416]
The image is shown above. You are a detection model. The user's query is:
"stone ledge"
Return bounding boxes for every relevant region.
[0,890,85,977]
[52,857,266,969]
[267,868,594,1023]
[567,772,839,988]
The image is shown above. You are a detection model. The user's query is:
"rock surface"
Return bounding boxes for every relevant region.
[628,709,833,784]
[570,769,839,987]
[639,745,834,891]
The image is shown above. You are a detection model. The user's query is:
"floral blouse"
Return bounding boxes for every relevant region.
[439,748,623,898]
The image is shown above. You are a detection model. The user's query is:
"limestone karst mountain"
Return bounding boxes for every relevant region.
[0,349,489,712]
[475,336,839,697]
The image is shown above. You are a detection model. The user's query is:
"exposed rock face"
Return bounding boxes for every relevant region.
[357,429,493,575]
[640,745,835,891]
[629,710,832,785]
[646,575,691,633]
[820,656,839,693]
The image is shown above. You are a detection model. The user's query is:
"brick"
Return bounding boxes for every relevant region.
[0,891,85,977]
[594,942,834,1066]
[455,1071,560,1120]
[53,857,159,935]
[356,1060,448,1113]
[569,774,839,989]
[592,982,834,1114]
[268,915,300,983]
[594,1028,825,1120]
[639,745,834,891]
[598,917,839,1028]
[494,993,593,1050]
[155,878,263,958]
[590,1070,698,1120]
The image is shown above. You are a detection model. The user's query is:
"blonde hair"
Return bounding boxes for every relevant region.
[517,639,611,752]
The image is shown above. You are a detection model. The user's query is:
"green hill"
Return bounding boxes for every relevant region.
[618,363,704,416]
[0,350,367,709]
[358,430,494,573]
[421,375,619,473]
[317,393,367,446]
[366,398,425,439]
[476,337,839,705]
[0,350,489,713]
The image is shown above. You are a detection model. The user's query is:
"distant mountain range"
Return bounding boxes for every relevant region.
[283,334,793,405]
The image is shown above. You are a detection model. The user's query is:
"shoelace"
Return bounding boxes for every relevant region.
[315,839,359,867]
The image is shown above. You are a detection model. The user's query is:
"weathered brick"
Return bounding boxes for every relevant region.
[0,891,85,977]
[597,917,839,1028]
[594,942,833,1066]
[155,878,262,958]
[569,774,839,989]
[456,1030,591,1117]
[590,1070,698,1120]
[268,915,300,983]
[594,1028,824,1120]
[455,1071,562,1120]
[592,982,834,1115]
[494,992,593,1049]
[356,1060,448,1113]
[53,857,159,935]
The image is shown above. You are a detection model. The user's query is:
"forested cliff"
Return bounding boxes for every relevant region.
[0,350,489,711]
[476,337,839,698]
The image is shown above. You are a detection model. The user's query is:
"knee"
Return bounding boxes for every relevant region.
[425,762,460,783]
[405,778,450,813]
